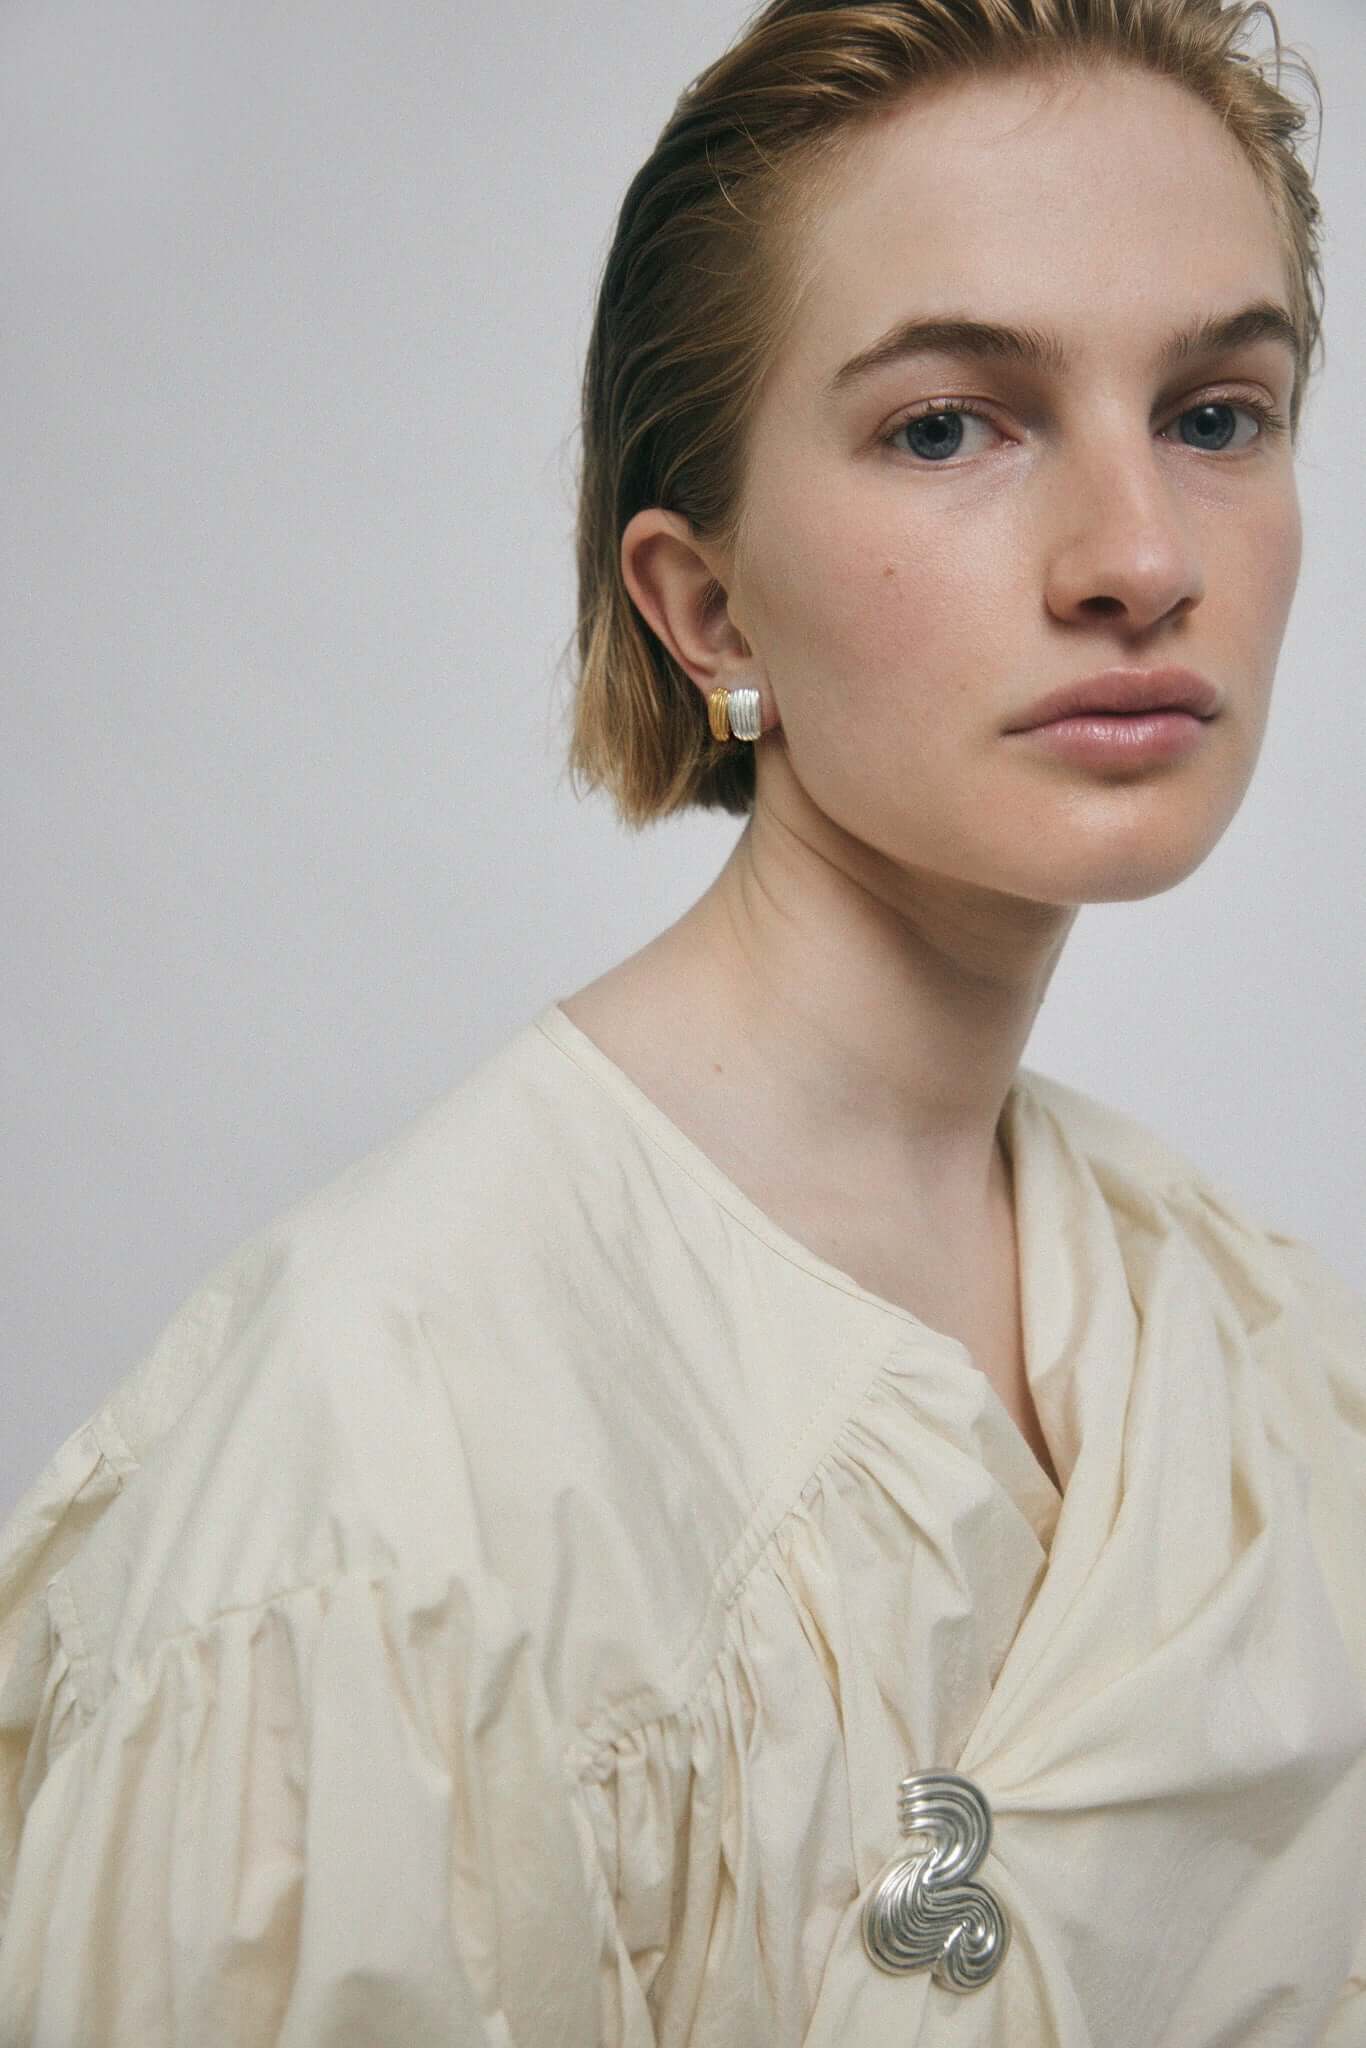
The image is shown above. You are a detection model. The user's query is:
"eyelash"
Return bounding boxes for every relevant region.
[880,391,1290,459]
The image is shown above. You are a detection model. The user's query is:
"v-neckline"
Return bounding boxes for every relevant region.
[533,999,1065,1507]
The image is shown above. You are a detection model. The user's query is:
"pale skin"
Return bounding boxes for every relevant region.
[561,60,1304,1490]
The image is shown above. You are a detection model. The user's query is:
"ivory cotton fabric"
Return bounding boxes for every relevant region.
[1,1000,1364,2046]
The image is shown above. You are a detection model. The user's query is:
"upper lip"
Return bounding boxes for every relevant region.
[1004,667,1221,732]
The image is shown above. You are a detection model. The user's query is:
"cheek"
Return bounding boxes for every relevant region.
[759,539,992,797]
[1222,489,1302,657]
[756,495,976,676]
[1267,493,1303,616]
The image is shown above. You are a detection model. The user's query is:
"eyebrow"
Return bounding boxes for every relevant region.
[825,299,1300,398]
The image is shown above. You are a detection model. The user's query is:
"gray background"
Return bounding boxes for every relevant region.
[3,0,1362,1518]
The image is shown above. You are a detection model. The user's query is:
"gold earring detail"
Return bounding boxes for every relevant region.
[708,684,762,744]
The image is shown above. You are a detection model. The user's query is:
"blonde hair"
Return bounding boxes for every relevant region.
[562,0,1325,830]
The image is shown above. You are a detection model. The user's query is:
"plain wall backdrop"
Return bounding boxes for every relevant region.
[3,0,1362,1517]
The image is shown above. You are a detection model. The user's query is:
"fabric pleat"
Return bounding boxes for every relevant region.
[0,1002,1362,2044]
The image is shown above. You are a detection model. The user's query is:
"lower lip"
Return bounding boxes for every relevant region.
[1009,711,1210,763]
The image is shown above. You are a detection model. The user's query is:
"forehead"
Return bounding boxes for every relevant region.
[789,63,1289,380]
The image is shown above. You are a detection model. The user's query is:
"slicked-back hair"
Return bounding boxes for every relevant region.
[563,1,1324,829]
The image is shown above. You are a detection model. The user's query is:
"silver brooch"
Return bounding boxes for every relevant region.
[861,1770,1010,1993]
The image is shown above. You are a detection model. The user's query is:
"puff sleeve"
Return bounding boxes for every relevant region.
[0,1555,641,2046]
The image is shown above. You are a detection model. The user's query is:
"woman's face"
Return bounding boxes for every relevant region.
[725,60,1303,907]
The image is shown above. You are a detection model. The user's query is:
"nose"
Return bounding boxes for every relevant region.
[1043,440,1205,633]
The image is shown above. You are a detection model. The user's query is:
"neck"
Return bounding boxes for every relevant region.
[648,803,1075,1223]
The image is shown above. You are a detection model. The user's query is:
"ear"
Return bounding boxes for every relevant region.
[621,507,756,704]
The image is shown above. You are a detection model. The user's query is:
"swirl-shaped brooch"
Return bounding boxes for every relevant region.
[861,1770,1010,1993]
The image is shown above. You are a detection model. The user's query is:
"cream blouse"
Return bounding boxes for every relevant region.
[1,1001,1363,2045]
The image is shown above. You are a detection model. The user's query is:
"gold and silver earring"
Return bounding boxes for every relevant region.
[707,683,763,743]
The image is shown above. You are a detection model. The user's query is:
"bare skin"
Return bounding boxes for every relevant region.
[561,60,1303,1492]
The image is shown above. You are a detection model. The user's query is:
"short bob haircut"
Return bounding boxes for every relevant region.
[561,0,1325,831]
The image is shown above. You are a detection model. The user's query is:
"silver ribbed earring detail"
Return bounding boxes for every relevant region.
[708,684,762,744]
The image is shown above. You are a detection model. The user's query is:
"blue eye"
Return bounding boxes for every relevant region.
[881,395,1288,463]
[1174,400,1271,452]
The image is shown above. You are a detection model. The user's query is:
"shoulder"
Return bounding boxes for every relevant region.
[1019,1060,1361,1282]
[3,1016,582,1623]
[1020,1057,1365,1420]
[0,1025,546,1652]
[0,1017,625,2032]
[1015,1061,1224,1193]
[0,1009,843,1743]
[0,1018,567,1543]
[1018,1060,1364,1406]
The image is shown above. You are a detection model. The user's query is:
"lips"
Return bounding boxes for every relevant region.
[1005,668,1220,732]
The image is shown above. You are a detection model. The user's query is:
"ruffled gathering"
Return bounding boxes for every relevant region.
[1,1013,1363,2044]
[1,1563,618,2045]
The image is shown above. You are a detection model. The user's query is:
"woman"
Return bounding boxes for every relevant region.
[1,0,1361,2041]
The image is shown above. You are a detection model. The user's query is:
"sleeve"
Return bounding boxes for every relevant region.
[0,1562,648,2047]
[1254,1222,1366,2031]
